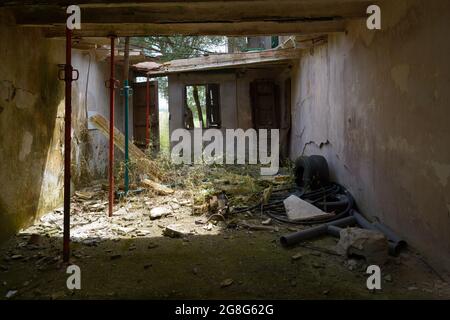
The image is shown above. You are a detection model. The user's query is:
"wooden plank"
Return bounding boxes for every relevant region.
[89,114,164,182]
[141,179,174,195]
[142,48,303,75]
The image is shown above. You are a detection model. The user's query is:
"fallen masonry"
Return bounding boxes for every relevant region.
[336,227,389,265]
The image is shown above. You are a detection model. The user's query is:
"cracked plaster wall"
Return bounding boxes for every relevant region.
[290,0,450,273]
[0,21,113,242]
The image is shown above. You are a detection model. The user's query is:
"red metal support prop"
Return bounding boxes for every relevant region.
[107,36,118,217]
[59,25,78,263]
[146,76,150,148]
[63,26,72,263]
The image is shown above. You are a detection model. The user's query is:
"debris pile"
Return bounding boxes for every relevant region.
[89,114,164,182]
[283,195,333,221]
[16,184,194,244]
[336,227,389,265]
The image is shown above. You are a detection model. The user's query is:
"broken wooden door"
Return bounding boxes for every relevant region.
[132,81,159,151]
[250,79,280,129]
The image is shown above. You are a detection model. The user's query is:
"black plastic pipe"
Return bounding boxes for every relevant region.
[280,216,356,247]
[352,211,407,256]
[327,225,343,237]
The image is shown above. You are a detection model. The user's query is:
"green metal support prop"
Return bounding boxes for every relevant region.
[123,37,130,194]
[124,79,130,193]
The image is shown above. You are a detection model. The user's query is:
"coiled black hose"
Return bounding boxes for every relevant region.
[264,183,354,225]
[234,183,354,225]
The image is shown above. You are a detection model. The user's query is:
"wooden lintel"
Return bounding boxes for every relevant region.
[2,0,376,9]
[8,1,372,26]
[41,20,348,38]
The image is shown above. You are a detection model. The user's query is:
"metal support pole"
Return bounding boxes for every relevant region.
[124,79,130,193]
[59,25,78,262]
[123,37,130,193]
[108,36,117,217]
[146,76,150,149]
[63,26,72,263]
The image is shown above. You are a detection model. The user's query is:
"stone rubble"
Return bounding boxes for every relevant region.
[336,227,389,265]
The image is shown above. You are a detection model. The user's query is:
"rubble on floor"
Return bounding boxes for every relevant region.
[0,164,449,299]
[336,227,389,265]
[89,114,163,182]
[163,224,192,238]
[10,165,294,247]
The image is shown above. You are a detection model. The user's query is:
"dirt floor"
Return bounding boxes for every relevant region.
[1,167,449,300]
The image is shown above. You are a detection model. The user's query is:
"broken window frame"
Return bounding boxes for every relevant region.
[183,84,221,129]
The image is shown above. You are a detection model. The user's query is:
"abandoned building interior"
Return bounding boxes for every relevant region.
[0,0,450,300]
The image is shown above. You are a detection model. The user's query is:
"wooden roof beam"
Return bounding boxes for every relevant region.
[138,47,303,76]
[9,1,372,26]
[0,0,378,9]
[42,20,347,37]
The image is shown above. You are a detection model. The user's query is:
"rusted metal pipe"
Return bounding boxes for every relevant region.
[146,76,150,148]
[108,36,117,217]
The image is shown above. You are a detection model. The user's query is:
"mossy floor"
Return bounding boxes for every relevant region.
[0,186,449,300]
[1,230,449,299]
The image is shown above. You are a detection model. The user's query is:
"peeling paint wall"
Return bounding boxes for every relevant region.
[290,0,450,272]
[71,50,114,186]
[0,22,116,242]
[0,23,65,242]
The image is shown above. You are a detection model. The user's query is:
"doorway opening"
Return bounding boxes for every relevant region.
[184,84,221,129]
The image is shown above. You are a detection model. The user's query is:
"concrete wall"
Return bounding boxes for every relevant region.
[72,51,110,185]
[0,24,65,241]
[0,22,118,241]
[289,0,450,272]
[71,52,130,183]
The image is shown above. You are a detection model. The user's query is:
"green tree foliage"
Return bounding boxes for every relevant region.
[186,85,206,128]
[131,36,226,61]
[130,36,227,99]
